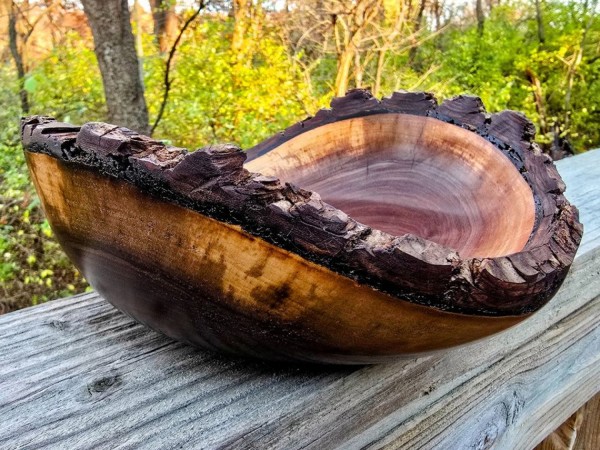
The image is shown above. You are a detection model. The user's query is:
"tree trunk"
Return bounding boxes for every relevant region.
[231,0,251,59]
[335,44,355,96]
[8,2,29,113]
[333,0,380,97]
[81,0,149,134]
[433,0,442,30]
[374,48,386,97]
[133,0,145,89]
[408,0,427,64]
[354,50,364,89]
[535,0,545,44]
[149,0,178,53]
[476,0,485,36]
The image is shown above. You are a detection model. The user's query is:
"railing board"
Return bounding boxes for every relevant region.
[0,150,599,449]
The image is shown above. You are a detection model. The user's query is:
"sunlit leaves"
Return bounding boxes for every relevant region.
[146,17,310,149]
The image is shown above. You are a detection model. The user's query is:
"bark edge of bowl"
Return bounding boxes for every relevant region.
[20,89,583,364]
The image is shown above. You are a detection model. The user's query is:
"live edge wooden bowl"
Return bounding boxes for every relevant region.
[21,90,582,364]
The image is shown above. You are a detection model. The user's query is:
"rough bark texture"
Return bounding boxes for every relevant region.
[21,90,582,318]
[81,0,149,135]
[20,90,583,363]
[247,91,582,317]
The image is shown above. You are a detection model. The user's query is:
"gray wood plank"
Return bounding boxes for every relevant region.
[557,149,600,258]
[1,150,599,450]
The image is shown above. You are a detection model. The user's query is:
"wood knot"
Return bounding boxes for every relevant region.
[46,319,71,331]
[474,423,499,450]
[87,374,122,396]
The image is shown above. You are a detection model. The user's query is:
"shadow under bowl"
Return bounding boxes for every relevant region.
[21,91,582,364]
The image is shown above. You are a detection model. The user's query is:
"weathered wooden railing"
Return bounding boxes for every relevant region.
[0,150,599,449]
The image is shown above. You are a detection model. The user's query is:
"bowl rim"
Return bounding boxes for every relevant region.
[20,89,582,318]
[245,111,536,260]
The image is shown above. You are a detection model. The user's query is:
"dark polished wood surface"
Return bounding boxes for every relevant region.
[247,113,534,259]
[20,89,582,363]
[26,153,522,363]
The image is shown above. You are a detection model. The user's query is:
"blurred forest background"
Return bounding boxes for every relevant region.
[0,0,599,313]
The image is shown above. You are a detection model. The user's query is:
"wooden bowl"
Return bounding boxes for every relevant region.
[21,90,582,364]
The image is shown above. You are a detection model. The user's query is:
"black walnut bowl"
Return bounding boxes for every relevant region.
[21,90,583,364]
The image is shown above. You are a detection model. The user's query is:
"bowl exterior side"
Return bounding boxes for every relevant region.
[246,91,583,316]
[25,152,524,364]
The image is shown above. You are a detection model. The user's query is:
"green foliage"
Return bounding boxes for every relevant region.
[27,32,106,124]
[0,0,599,311]
[0,65,88,313]
[0,13,311,310]
[145,17,310,148]
[407,1,600,153]
[424,6,529,108]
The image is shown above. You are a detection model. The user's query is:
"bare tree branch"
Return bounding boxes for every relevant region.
[151,1,207,136]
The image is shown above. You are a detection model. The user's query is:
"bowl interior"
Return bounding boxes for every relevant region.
[246,114,535,259]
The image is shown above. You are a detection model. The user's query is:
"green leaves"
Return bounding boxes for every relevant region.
[0,65,88,311]
[146,18,309,149]
[1,0,599,311]
[23,75,38,93]
[401,0,600,153]
[27,32,106,125]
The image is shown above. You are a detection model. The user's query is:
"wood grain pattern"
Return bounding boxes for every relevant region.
[246,113,535,259]
[535,409,584,450]
[20,90,582,362]
[24,152,522,363]
[573,393,600,450]
[0,150,598,449]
